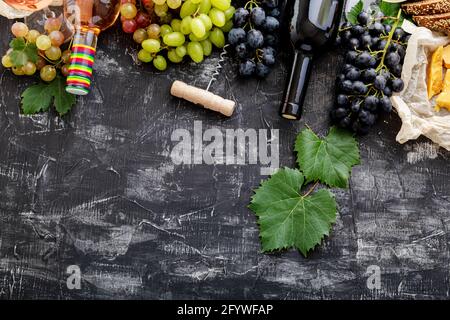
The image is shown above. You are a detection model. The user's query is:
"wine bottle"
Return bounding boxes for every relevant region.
[64,0,120,95]
[280,0,343,120]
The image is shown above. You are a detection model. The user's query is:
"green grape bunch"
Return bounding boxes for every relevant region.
[1,19,72,82]
[121,0,235,71]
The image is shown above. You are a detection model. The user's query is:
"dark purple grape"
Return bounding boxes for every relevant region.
[263,16,279,32]
[355,52,372,68]
[235,43,248,59]
[234,8,249,27]
[346,67,361,81]
[256,62,271,78]
[352,81,368,95]
[364,96,379,112]
[357,11,370,26]
[247,29,264,48]
[228,28,246,46]
[392,78,404,92]
[251,7,266,26]
[374,75,387,90]
[369,22,384,36]
[362,68,377,83]
[337,94,350,107]
[239,59,256,76]
[379,96,393,113]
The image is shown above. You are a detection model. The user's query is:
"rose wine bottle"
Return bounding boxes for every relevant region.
[64,0,120,95]
[280,0,343,120]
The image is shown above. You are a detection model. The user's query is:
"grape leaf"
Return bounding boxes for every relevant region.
[379,1,401,18]
[9,51,28,67]
[21,84,53,114]
[346,0,363,25]
[50,76,76,115]
[295,126,360,188]
[379,1,403,25]
[9,38,26,50]
[21,77,76,116]
[249,168,337,256]
[9,38,38,66]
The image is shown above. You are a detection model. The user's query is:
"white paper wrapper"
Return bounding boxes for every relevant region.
[0,0,31,18]
[0,0,62,19]
[391,24,450,151]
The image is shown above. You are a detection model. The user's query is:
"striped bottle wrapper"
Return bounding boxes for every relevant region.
[66,44,96,95]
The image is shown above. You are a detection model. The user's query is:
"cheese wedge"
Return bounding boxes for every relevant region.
[436,91,450,111]
[427,45,444,99]
[444,45,450,68]
[443,69,450,91]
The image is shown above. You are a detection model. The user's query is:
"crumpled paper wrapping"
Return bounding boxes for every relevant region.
[391,24,450,151]
[0,0,62,19]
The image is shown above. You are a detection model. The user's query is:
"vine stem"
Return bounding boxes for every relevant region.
[376,9,402,72]
[303,181,319,198]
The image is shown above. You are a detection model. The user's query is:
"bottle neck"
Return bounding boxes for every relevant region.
[65,28,98,96]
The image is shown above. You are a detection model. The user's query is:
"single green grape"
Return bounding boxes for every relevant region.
[163,32,186,47]
[198,0,212,14]
[154,3,169,17]
[153,55,167,71]
[198,13,213,31]
[189,31,209,42]
[40,65,56,82]
[1,55,13,68]
[171,19,182,32]
[224,6,235,20]
[22,61,36,75]
[133,28,148,44]
[180,0,198,18]
[187,41,204,63]
[167,49,183,63]
[138,49,153,63]
[209,27,225,48]
[45,46,62,61]
[160,24,173,37]
[190,18,206,38]
[26,29,40,44]
[221,20,233,33]
[175,45,187,58]
[142,39,161,53]
[12,66,24,76]
[147,24,161,39]
[180,16,193,35]
[201,39,212,56]
[211,0,230,11]
[209,8,226,27]
[167,0,182,9]
[36,35,52,51]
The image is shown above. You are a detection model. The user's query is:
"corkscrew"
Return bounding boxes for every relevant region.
[171,44,236,117]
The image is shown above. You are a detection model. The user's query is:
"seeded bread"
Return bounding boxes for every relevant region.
[403,0,450,15]
[413,12,450,33]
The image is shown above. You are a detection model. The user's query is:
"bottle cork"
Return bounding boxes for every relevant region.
[170,80,236,117]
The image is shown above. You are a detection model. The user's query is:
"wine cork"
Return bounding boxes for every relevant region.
[171,81,236,117]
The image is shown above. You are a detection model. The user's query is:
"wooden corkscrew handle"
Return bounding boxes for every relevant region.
[170,81,236,117]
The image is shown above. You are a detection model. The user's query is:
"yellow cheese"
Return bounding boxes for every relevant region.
[443,69,450,92]
[436,91,450,112]
[427,45,444,99]
[443,45,450,68]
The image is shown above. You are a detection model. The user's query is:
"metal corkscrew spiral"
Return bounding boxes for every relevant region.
[206,44,230,92]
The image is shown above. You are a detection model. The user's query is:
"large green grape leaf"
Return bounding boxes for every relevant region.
[295,127,360,188]
[249,168,337,256]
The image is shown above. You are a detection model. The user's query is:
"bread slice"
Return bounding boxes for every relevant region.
[414,12,450,33]
[403,0,450,15]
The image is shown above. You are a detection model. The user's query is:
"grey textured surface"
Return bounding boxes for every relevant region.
[1,16,450,300]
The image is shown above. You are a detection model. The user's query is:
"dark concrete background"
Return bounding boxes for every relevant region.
[0,12,450,299]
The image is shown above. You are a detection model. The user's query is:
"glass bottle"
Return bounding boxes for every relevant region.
[64,0,120,95]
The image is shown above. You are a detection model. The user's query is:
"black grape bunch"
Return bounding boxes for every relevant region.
[227,0,280,78]
[333,10,409,135]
